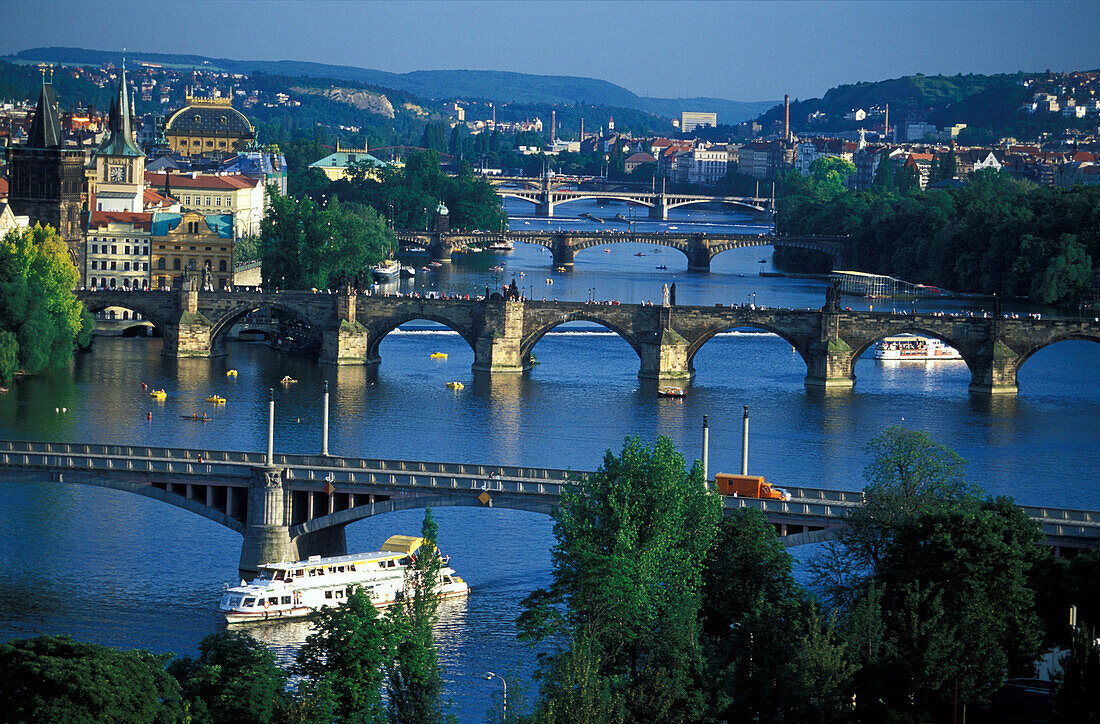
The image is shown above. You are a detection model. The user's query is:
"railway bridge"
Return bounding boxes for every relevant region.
[75,287,1100,395]
[3,440,1098,575]
[395,229,847,270]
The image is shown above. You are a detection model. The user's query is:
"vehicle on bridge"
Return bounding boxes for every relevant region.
[716,473,791,501]
[219,535,468,623]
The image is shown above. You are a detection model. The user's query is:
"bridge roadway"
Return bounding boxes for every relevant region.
[495,185,771,220]
[3,440,1098,574]
[75,287,1100,395]
[395,229,847,270]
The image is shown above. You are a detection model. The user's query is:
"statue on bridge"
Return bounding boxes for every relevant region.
[662,283,670,307]
[823,280,841,314]
[202,263,213,292]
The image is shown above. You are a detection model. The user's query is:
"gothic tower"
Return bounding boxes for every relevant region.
[92,61,145,212]
[6,68,86,277]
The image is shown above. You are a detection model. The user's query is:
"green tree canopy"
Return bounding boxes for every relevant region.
[0,635,185,723]
[0,225,93,382]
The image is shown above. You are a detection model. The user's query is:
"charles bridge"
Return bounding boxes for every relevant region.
[394,229,848,270]
[2,440,1098,575]
[76,286,1100,396]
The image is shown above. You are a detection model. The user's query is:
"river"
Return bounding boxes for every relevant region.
[1,197,1097,719]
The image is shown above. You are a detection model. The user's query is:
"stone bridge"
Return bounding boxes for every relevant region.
[396,229,848,270]
[3,440,1097,575]
[75,288,1100,395]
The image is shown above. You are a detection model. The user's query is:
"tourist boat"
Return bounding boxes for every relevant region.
[446,381,464,390]
[205,395,226,404]
[872,334,962,361]
[149,389,167,400]
[372,259,401,281]
[658,386,686,398]
[430,352,448,360]
[226,369,238,377]
[218,536,469,623]
[488,240,514,251]
[400,266,416,278]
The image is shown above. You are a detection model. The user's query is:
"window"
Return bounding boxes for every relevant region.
[124,246,130,255]
[91,261,98,270]
[111,245,117,254]
[242,597,255,607]
[267,597,278,607]
[124,262,130,271]
[143,263,148,272]
[90,277,97,287]
[173,258,181,270]
[143,247,149,255]
[324,590,333,599]
[91,244,98,254]
[110,261,116,270]
[219,260,226,272]
[157,258,165,270]
[281,596,291,605]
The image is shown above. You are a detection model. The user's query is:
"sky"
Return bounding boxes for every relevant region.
[2,0,1098,101]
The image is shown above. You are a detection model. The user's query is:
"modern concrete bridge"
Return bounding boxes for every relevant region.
[395,229,848,271]
[3,440,1097,575]
[75,287,1100,396]
[495,185,771,219]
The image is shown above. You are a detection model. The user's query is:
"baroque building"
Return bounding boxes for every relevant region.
[150,210,235,290]
[165,92,254,158]
[5,71,86,275]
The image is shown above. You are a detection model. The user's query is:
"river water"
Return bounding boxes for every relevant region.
[1,197,1097,720]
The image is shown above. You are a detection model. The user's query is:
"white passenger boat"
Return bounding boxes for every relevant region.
[488,240,514,251]
[873,334,962,361]
[371,259,401,281]
[218,535,469,623]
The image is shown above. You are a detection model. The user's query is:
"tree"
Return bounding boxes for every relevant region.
[385,508,447,724]
[1054,626,1100,723]
[294,588,392,723]
[0,225,93,382]
[519,436,721,723]
[0,635,185,723]
[167,631,288,724]
[808,157,856,199]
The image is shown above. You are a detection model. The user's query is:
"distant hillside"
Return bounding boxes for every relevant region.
[6,46,775,124]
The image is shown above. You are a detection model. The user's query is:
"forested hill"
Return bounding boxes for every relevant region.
[6,46,775,124]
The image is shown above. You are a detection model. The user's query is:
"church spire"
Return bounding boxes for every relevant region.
[28,65,61,149]
[96,57,143,158]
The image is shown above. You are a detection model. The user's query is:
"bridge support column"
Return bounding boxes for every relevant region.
[428,233,453,263]
[161,285,215,357]
[968,339,1020,396]
[239,466,348,576]
[648,198,667,220]
[804,338,856,390]
[473,300,527,374]
[687,235,712,272]
[320,291,370,364]
[638,308,693,381]
[551,235,576,267]
[535,201,554,217]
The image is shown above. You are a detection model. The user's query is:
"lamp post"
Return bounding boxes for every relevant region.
[486,671,507,722]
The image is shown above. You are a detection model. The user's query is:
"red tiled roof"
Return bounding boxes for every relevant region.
[143,188,176,209]
[144,172,258,190]
[0,178,7,198]
[87,211,153,231]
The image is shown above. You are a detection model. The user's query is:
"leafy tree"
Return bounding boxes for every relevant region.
[938,147,958,181]
[167,631,288,724]
[519,436,721,723]
[0,225,93,382]
[294,587,392,723]
[385,508,447,724]
[808,157,856,199]
[235,234,262,264]
[1053,626,1100,723]
[0,635,185,723]
[1034,233,1094,303]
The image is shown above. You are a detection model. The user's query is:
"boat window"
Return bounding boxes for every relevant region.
[337,566,345,573]
[242,598,255,607]
[325,590,333,599]
[295,569,305,577]
[274,570,285,581]
[257,569,275,580]
[267,597,278,607]
[378,562,386,569]
[335,590,344,599]
[308,568,316,577]
[347,564,356,572]
[281,596,292,605]
[316,568,325,576]
[443,576,452,584]
[388,560,396,568]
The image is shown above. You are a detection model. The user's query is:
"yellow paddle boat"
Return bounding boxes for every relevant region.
[226,369,238,377]
[206,395,227,404]
[446,381,464,390]
[149,389,167,400]
[430,352,448,360]
[280,376,298,384]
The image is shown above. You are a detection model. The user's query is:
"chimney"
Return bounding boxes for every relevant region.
[884,104,890,140]
[551,110,556,142]
[491,103,496,127]
[580,117,584,141]
[784,94,790,142]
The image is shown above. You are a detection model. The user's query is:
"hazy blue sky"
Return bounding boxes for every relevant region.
[3,1,1098,100]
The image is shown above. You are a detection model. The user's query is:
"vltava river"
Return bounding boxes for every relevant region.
[1,199,1097,717]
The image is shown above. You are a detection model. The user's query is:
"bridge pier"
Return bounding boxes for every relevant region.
[804,306,855,390]
[638,307,693,381]
[428,233,453,263]
[551,234,576,267]
[534,201,554,217]
[687,235,712,272]
[967,339,1020,396]
[320,291,371,365]
[473,299,528,374]
[163,286,216,357]
[648,198,667,221]
[239,466,348,576]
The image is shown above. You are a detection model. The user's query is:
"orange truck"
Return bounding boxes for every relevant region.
[715,473,791,501]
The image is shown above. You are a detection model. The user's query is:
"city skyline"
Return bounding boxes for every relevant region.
[1,0,1098,102]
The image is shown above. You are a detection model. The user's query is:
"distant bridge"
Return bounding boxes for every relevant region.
[3,440,1097,574]
[74,287,1100,396]
[495,184,771,219]
[395,230,848,270]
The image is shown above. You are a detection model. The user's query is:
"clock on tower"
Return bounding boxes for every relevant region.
[108,165,125,182]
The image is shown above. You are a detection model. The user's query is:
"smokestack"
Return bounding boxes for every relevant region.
[580,117,584,141]
[492,103,496,128]
[784,94,790,142]
[884,103,889,140]
[551,110,556,142]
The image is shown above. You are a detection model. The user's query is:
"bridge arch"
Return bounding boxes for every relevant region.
[208,302,324,355]
[520,314,643,363]
[550,195,655,210]
[497,191,540,208]
[366,314,478,363]
[664,198,767,213]
[78,296,172,335]
[848,327,973,366]
[1012,333,1100,376]
[686,322,812,373]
